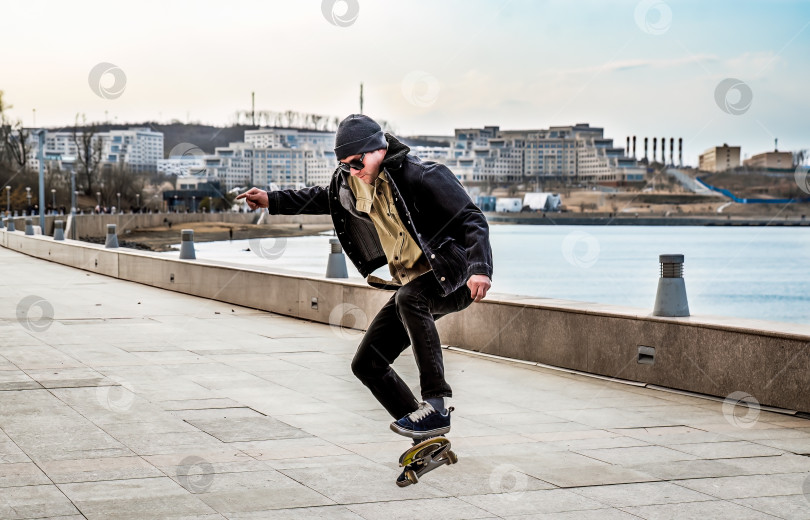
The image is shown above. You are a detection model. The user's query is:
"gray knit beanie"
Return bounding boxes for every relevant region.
[334,114,387,159]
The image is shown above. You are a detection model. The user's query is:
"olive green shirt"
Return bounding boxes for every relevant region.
[347,170,432,286]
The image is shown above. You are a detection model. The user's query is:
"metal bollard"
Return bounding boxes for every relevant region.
[325,238,348,278]
[25,218,34,235]
[54,220,65,241]
[179,229,196,259]
[653,254,690,317]
[105,224,119,248]
[6,218,15,232]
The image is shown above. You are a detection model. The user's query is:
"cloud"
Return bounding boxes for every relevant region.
[722,51,783,78]
[546,54,720,77]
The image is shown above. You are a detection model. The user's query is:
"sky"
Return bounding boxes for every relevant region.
[0,0,808,166]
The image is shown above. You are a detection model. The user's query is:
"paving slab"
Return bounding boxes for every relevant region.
[1,245,809,518]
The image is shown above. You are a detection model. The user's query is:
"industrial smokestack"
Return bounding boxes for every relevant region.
[678,137,683,167]
[669,137,675,166]
[652,138,657,164]
[632,136,637,159]
[661,137,666,163]
[644,137,648,162]
[626,136,630,157]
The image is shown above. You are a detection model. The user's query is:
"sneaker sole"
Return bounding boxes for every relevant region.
[390,422,450,439]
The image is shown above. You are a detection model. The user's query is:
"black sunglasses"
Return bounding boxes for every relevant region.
[337,152,366,173]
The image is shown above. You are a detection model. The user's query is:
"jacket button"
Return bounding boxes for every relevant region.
[440,277,446,281]
[430,254,435,259]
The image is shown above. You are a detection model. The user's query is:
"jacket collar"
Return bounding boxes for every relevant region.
[380,133,411,171]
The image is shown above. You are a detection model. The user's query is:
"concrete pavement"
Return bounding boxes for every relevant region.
[1,245,809,519]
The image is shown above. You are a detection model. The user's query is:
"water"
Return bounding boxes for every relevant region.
[161,225,810,325]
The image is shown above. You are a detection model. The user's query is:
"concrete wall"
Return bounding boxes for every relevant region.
[3,228,809,414]
[1,212,333,238]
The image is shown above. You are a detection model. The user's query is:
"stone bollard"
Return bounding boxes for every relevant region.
[105,224,119,248]
[179,229,196,260]
[53,220,65,241]
[653,254,690,317]
[6,218,15,232]
[25,218,34,235]
[325,238,348,278]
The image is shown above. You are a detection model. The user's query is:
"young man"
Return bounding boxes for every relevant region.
[237,114,493,440]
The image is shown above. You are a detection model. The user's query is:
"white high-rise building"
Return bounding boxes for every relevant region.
[245,128,334,150]
[203,143,254,192]
[27,127,164,173]
[103,127,163,173]
[202,128,337,191]
[446,123,645,186]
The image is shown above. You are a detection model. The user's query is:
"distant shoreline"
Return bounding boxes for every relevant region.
[89,213,808,252]
[484,213,810,226]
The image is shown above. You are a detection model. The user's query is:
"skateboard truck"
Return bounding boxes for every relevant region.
[396,436,458,487]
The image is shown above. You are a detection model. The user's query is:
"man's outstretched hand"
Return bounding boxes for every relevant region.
[236,188,269,210]
[467,274,491,303]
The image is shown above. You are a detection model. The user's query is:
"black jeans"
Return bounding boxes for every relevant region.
[351,272,474,420]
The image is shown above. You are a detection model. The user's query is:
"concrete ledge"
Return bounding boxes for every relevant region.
[1,212,333,238]
[2,228,808,414]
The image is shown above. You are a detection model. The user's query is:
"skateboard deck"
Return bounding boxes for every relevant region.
[396,435,458,487]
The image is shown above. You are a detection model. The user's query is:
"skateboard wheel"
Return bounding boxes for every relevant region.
[405,469,419,484]
[447,450,458,464]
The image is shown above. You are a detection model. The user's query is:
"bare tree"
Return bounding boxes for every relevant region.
[72,114,104,195]
[0,90,10,170]
[794,149,807,167]
[0,91,32,180]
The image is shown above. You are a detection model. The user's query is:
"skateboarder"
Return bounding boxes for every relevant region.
[237,114,493,440]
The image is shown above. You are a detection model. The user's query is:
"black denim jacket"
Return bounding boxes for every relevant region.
[266,134,493,297]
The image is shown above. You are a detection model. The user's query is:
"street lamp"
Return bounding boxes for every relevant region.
[51,189,56,214]
[116,192,121,213]
[96,191,101,212]
[4,186,10,213]
[192,195,196,213]
[25,187,31,215]
[135,193,140,210]
[70,171,77,214]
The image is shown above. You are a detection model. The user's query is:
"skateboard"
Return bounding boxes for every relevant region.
[396,435,458,487]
